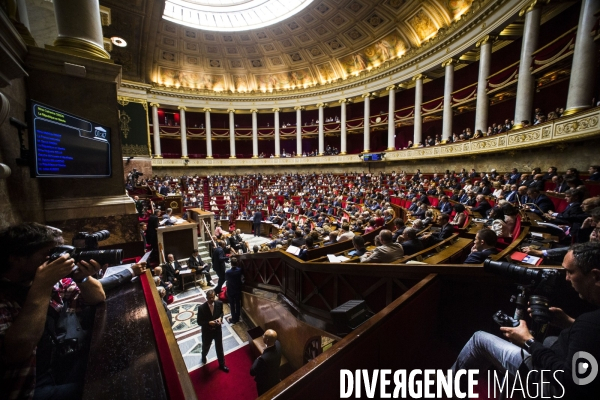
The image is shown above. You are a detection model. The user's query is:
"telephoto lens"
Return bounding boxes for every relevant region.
[75,249,123,266]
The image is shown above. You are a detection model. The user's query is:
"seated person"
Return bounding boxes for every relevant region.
[391,218,406,242]
[467,194,491,216]
[162,253,183,286]
[153,266,173,295]
[397,228,424,256]
[337,223,355,242]
[420,213,453,246]
[450,204,467,226]
[188,249,213,287]
[349,235,368,257]
[452,242,600,399]
[360,230,404,263]
[363,219,376,234]
[463,229,499,264]
[229,229,249,253]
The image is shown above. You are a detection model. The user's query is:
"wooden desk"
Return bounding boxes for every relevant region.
[158,218,198,264]
[236,219,253,234]
[422,237,473,264]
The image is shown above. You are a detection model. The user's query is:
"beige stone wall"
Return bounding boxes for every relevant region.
[152,138,598,176]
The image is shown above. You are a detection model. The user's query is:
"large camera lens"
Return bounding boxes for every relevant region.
[92,230,110,242]
[529,295,550,324]
[75,249,123,266]
[483,259,541,282]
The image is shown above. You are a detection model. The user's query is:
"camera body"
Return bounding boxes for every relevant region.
[484,260,564,339]
[48,230,124,274]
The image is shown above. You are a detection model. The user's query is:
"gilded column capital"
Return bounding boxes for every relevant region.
[386,85,396,91]
[272,108,280,112]
[476,35,495,47]
[339,98,348,104]
[227,108,235,113]
[361,93,373,99]
[150,102,160,108]
[294,106,304,111]
[519,0,549,17]
[250,109,258,113]
[412,74,425,82]
[441,58,459,67]
[203,108,211,112]
[316,103,326,108]
[178,105,187,111]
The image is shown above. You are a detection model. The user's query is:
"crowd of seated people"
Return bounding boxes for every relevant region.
[129,162,599,266]
[401,106,565,149]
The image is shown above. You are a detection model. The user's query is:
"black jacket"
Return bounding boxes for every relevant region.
[464,248,499,264]
[197,300,224,336]
[250,340,282,395]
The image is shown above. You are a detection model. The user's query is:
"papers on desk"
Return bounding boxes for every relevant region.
[327,254,350,263]
[510,251,542,266]
[531,232,544,238]
[536,222,564,231]
[179,268,193,275]
[286,245,301,256]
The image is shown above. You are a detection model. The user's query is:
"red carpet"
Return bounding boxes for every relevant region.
[189,345,258,400]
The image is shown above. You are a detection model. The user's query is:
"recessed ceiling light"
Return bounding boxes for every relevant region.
[111,37,127,47]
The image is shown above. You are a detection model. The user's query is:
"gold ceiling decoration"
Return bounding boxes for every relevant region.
[128,0,477,93]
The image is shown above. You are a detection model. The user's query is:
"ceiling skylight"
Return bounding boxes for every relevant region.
[163,0,315,32]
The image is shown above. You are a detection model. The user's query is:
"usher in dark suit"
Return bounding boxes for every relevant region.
[163,259,183,285]
[197,300,226,367]
[253,210,263,237]
[211,245,229,294]
[250,340,282,395]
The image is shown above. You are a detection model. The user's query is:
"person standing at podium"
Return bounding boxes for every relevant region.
[253,209,263,237]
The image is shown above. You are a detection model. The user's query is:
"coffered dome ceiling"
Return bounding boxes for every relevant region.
[103,0,477,95]
[154,0,474,92]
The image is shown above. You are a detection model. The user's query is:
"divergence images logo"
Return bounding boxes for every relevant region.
[572,351,598,386]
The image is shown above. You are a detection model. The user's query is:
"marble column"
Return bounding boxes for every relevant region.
[442,59,456,141]
[295,106,303,156]
[564,0,600,115]
[340,99,347,154]
[204,108,213,159]
[317,103,325,155]
[387,85,396,150]
[52,0,110,59]
[178,106,188,159]
[251,109,258,158]
[413,75,424,146]
[228,108,236,158]
[150,103,162,158]
[273,108,280,157]
[513,4,542,128]
[362,93,371,152]
[475,36,492,133]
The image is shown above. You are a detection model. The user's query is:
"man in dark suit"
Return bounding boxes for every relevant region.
[159,181,169,196]
[546,189,588,226]
[464,229,499,264]
[197,290,229,372]
[397,228,424,256]
[421,214,453,246]
[250,329,282,396]
[225,257,244,324]
[504,185,519,204]
[212,240,229,295]
[468,194,491,216]
[189,249,213,287]
[525,188,555,216]
[437,196,453,214]
[253,209,263,237]
[163,254,183,286]
[588,165,600,181]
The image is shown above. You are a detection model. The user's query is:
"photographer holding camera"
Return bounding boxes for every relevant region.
[452,242,600,398]
[0,223,106,400]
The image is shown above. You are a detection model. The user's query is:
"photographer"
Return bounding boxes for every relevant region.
[0,223,106,399]
[452,242,600,398]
